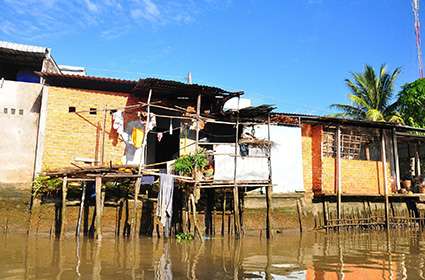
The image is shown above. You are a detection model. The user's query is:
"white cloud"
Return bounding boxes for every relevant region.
[84,0,99,13]
[0,0,232,40]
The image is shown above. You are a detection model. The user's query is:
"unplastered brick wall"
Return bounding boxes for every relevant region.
[301,124,323,194]
[301,123,392,195]
[321,157,391,194]
[42,86,139,170]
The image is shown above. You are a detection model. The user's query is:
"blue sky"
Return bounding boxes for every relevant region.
[0,0,421,115]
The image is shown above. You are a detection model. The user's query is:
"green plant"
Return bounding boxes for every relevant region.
[32,175,63,197]
[176,232,194,241]
[174,149,208,176]
[397,78,425,128]
[331,64,403,123]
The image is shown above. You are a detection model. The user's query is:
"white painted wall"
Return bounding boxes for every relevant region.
[0,80,43,188]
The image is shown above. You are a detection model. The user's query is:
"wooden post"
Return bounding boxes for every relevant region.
[335,126,342,222]
[232,95,241,239]
[392,128,401,191]
[381,129,390,229]
[60,176,67,240]
[416,141,421,176]
[101,105,107,165]
[76,182,86,237]
[221,192,226,236]
[296,199,303,233]
[265,114,273,239]
[95,176,103,240]
[132,89,153,238]
[191,93,202,239]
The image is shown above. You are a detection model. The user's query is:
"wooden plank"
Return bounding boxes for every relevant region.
[95,176,103,240]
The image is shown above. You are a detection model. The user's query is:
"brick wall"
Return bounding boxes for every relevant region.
[301,124,392,195]
[42,86,139,170]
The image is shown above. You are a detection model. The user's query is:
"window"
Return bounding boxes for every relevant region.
[11,108,15,115]
[3,108,7,114]
[68,106,76,113]
[322,128,380,160]
[89,108,97,115]
[19,109,23,115]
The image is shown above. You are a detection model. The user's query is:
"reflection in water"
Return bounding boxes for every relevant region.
[3,231,425,279]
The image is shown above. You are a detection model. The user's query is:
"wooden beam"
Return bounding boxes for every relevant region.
[336,126,342,221]
[95,176,103,240]
[381,129,390,229]
[392,128,401,191]
[60,176,68,240]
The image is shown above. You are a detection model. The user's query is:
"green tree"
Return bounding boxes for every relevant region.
[331,64,403,123]
[397,78,425,127]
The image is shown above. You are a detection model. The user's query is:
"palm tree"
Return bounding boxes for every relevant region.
[331,64,403,123]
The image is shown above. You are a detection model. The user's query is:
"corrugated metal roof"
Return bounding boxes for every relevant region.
[133,78,235,97]
[0,41,47,54]
[37,72,137,93]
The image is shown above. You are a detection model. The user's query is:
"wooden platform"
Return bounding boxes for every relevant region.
[313,193,425,203]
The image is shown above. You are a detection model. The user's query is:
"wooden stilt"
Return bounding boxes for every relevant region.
[221,192,226,236]
[381,130,390,230]
[233,94,242,239]
[265,114,273,239]
[336,126,342,222]
[132,89,152,238]
[76,182,86,237]
[95,176,103,240]
[60,176,68,240]
[83,203,89,237]
[296,199,303,233]
[190,193,202,239]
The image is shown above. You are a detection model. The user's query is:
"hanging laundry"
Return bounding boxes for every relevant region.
[131,127,144,148]
[112,110,124,135]
[157,132,163,142]
[156,174,174,237]
[148,113,157,131]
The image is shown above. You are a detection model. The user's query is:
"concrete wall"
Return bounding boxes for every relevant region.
[42,86,139,170]
[0,80,43,189]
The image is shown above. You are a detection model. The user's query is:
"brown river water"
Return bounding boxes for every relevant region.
[0,231,424,279]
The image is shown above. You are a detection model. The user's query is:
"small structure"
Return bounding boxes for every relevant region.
[277,113,425,230]
[31,72,283,240]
